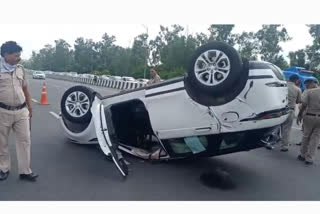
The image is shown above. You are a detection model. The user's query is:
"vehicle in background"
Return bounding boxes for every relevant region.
[121,76,136,82]
[283,67,319,91]
[32,71,46,79]
[101,75,110,80]
[137,78,149,84]
[82,74,95,79]
[65,72,78,77]
[78,74,87,78]
[45,71,54,75]
[109,76,122,81]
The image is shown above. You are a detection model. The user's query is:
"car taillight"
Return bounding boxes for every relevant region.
[258,112,282,120]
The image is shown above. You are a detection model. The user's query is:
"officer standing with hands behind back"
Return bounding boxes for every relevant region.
[297,81,320,165]
[280,74,302,152]
[0,41,38,181]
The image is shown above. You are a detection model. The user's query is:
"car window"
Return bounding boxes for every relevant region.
[269,64,285,81]
[165,136,209,154]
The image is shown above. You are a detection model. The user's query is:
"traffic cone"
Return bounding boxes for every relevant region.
[40,82,49,105]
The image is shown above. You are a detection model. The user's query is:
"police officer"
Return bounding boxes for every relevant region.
[0,41,38,181]
[147,68,161,85]
[297,81,320,164]
[280,74,302,152]
[296,79,318,146]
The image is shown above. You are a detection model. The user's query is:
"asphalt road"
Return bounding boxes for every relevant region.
[1,76,320,201]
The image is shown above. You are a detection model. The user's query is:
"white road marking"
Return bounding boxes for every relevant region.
[32,98,39,103]
[49,111,60,119]
[293,126,302,130]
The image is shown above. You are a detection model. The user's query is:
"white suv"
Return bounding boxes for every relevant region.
[59,42,288,177]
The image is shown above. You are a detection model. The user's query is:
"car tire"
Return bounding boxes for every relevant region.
[185,42,249,106]
[186,41,243,95]
[61,85,95,123]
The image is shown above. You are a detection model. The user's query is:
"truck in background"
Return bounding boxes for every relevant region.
[283,67,319,91]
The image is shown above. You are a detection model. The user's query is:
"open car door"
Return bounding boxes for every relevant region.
[91,98,128,177]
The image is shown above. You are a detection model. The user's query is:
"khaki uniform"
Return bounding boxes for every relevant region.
[0,63,32,174]
[281,82,302,149]
[300,89,310,132]
[149,74,161,84]
[300,88,320,162]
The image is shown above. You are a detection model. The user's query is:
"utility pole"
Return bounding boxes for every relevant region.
[142,24,149,79]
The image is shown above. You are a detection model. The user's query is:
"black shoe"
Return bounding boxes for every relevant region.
[280,148,289,152]
[305,161,313,165]
[296,142,302,146]
[19,173,39,181]
[297,155,305,162]
[0,171,9,181]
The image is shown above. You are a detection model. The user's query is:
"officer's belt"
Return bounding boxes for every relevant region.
[0,102,26,111]
[306,113,320,117]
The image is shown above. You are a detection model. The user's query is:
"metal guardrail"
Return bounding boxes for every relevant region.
[45,74,147,90]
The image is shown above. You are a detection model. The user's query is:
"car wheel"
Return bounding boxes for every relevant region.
[185,42,248,106]
[61,85,95,123]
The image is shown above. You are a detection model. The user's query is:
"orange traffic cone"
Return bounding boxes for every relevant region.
[39,82,49,105]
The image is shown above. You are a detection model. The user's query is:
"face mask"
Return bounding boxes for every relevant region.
[0,57,16,73]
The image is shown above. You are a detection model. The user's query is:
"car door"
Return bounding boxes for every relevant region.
[145,85,220,139]
[91,98,128,177]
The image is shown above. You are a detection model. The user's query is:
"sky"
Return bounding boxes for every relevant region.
[0,0,318,60]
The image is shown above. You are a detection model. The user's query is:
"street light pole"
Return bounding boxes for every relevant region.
[142,24,149,79]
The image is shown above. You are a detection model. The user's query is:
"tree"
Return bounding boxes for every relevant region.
[149,25,198,78]
[39,44,55,70]
[130,33,149,78]
[29,51,42,70]
[288,49,306,67]
[235,32,259,60]
[273,55,289,69]
[96,33,117,70]
[149,25,185,67]
[255,25,291,69]
[207,25,236,45]
[26,24,312,79]
[74,38,99,73]
[52,39,73,72]
[195,32,208,47]
[305,25,320,70]
[107,46,131,76]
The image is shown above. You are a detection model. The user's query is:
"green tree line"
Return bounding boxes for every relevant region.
[24,24,320,80]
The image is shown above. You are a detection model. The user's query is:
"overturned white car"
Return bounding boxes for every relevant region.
[60,42,289,177]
